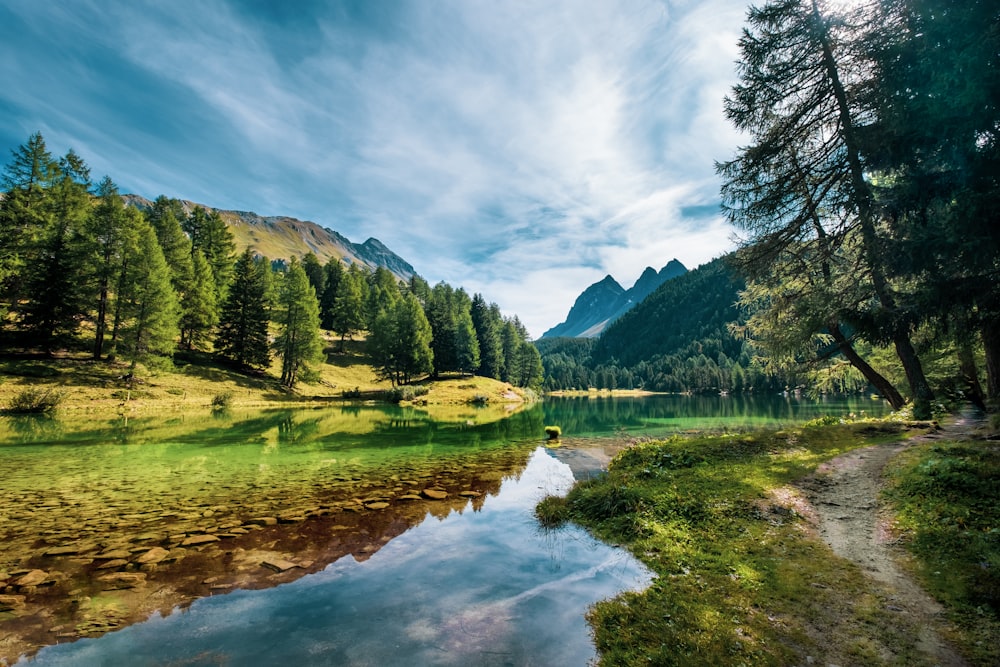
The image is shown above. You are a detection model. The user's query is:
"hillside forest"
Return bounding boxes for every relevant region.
[0,133,543,391]
[539,0,998,420]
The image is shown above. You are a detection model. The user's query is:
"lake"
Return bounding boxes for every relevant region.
[2,394,885,666]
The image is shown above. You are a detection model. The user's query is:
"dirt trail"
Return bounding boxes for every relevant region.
[797,416,983,667]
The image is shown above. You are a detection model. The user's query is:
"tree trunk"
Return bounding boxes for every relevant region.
[830,324,905,409]
[982,320,1000,405]
[812,0,935,417]
[957,339,987,411]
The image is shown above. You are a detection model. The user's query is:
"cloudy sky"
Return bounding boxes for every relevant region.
[0,0,749,338]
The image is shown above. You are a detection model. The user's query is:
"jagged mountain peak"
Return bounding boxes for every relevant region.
[541,259,688,339]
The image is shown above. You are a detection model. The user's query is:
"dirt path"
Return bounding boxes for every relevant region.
[797,416,981,667]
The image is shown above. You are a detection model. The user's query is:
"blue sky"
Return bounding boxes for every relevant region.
[0,0,748,338]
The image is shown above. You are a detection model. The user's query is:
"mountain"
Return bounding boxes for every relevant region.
[540,259,687,339]
[122,195,416,280]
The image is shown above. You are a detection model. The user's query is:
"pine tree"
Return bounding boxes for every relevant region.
[147,196,193,296]
[319,258,344,331]
[454,308,480,376]
[330,264,366,349]
[216,248,271,369]
[369,293,434,386]
[88,177,142,359]
[301,252,325,298]
[0,133,59,302]
[364,266,401,329]
[471,294,503,379]
[179,249,219,351]
[184,206,235,302]
[18,149,93,351]
[717,0,935,415]
[118,222,180,373]
[275,258,325,388]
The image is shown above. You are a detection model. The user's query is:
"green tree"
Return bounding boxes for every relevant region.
[184,206,235,301]
[147,196,193,295]
[330,264,366,349]
[179,249,218,351]
[369,292,434,386]
[117,222,180,373]
[216,248,271,369]
[717,0,935,415]
[301,252,325,298]
[18,149,93,351]
[0,133,59,307]
[88,177,143,359]
[364,266,401,329]
[274,257,325,388]
[319,258,344,331]
[471,294,503,379]
[454,308,480,376]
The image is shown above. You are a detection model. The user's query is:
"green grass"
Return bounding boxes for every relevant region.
[883,441,1000,666]
[536,422,957,666]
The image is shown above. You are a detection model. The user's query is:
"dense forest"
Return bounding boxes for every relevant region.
[0,134,543,391]
[541,0,999,420]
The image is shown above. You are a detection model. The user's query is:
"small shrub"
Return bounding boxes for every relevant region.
[342,387,362,399]
[544,425,562,440]
[5,388,63,414]
[469,393,490,405]
[211,391,234,408]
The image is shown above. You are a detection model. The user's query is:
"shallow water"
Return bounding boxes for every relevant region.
[20,449,651,667]
[4,394,885,665]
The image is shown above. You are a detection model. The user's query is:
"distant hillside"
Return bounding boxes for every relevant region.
[541,259,687,339]
[122,195,416,280]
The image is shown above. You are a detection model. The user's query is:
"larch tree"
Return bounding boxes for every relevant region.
[18,149,93,352]
[318,258,343,331]
[179,249,218,351]
[215,247,271,369]
[717,0,935,416]
[274,258,325,388]
[117,221,180,373]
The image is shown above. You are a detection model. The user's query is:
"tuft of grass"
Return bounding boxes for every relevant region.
[546,422,947,666]
[884,442,1000,665]
[544,425,561,440]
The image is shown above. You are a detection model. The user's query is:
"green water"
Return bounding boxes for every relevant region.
[4,394,885,666]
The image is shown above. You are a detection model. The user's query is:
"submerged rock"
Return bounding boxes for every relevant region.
[14,570,48,587]
[422,489,448,500]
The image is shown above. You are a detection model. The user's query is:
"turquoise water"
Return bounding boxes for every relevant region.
[6,394,884,666]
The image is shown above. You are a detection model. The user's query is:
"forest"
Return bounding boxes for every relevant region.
[541,0,998,420]
[0,134,543,392]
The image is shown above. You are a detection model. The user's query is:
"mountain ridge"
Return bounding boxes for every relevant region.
[541,259,687,339]
[122,194,416,280]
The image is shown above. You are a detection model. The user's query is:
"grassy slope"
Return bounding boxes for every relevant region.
[0,336,528,418]
[537,420,999,666]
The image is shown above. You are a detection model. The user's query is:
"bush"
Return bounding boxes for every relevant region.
[544,425,562,440]
[4,387,63,414]
[469,393,490,405]
[383,385,430,403]
[342,387,363,399]
[211,391,234,408]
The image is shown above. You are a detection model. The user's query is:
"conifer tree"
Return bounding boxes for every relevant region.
[369,292,434,386]
[319,258,344,331]
[301,252,325,298]
[216,248,270,369]
[0,133,59,304]
[274,258,325,388]
[18,149,93,351]
[179,249,219,351]
[184,206,235,302]
[330,264,366,349]
[364,266,401,329]
[454,308,480,376]
[147,196,193,295]
[471,294,503,379]
[89,177,143,359]
[118,222,180,372]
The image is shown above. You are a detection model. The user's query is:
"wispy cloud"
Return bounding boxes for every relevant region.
[0,0,749,337]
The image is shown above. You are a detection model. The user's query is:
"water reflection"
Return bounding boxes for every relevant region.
[22,449,652,667]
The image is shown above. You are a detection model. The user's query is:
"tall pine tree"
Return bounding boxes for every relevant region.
[274,258,325,388]
[216,248,271,369]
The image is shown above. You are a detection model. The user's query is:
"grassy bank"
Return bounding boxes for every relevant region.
[883,440,1000,665]
[0,337,531,419]
[537,419,999,666]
